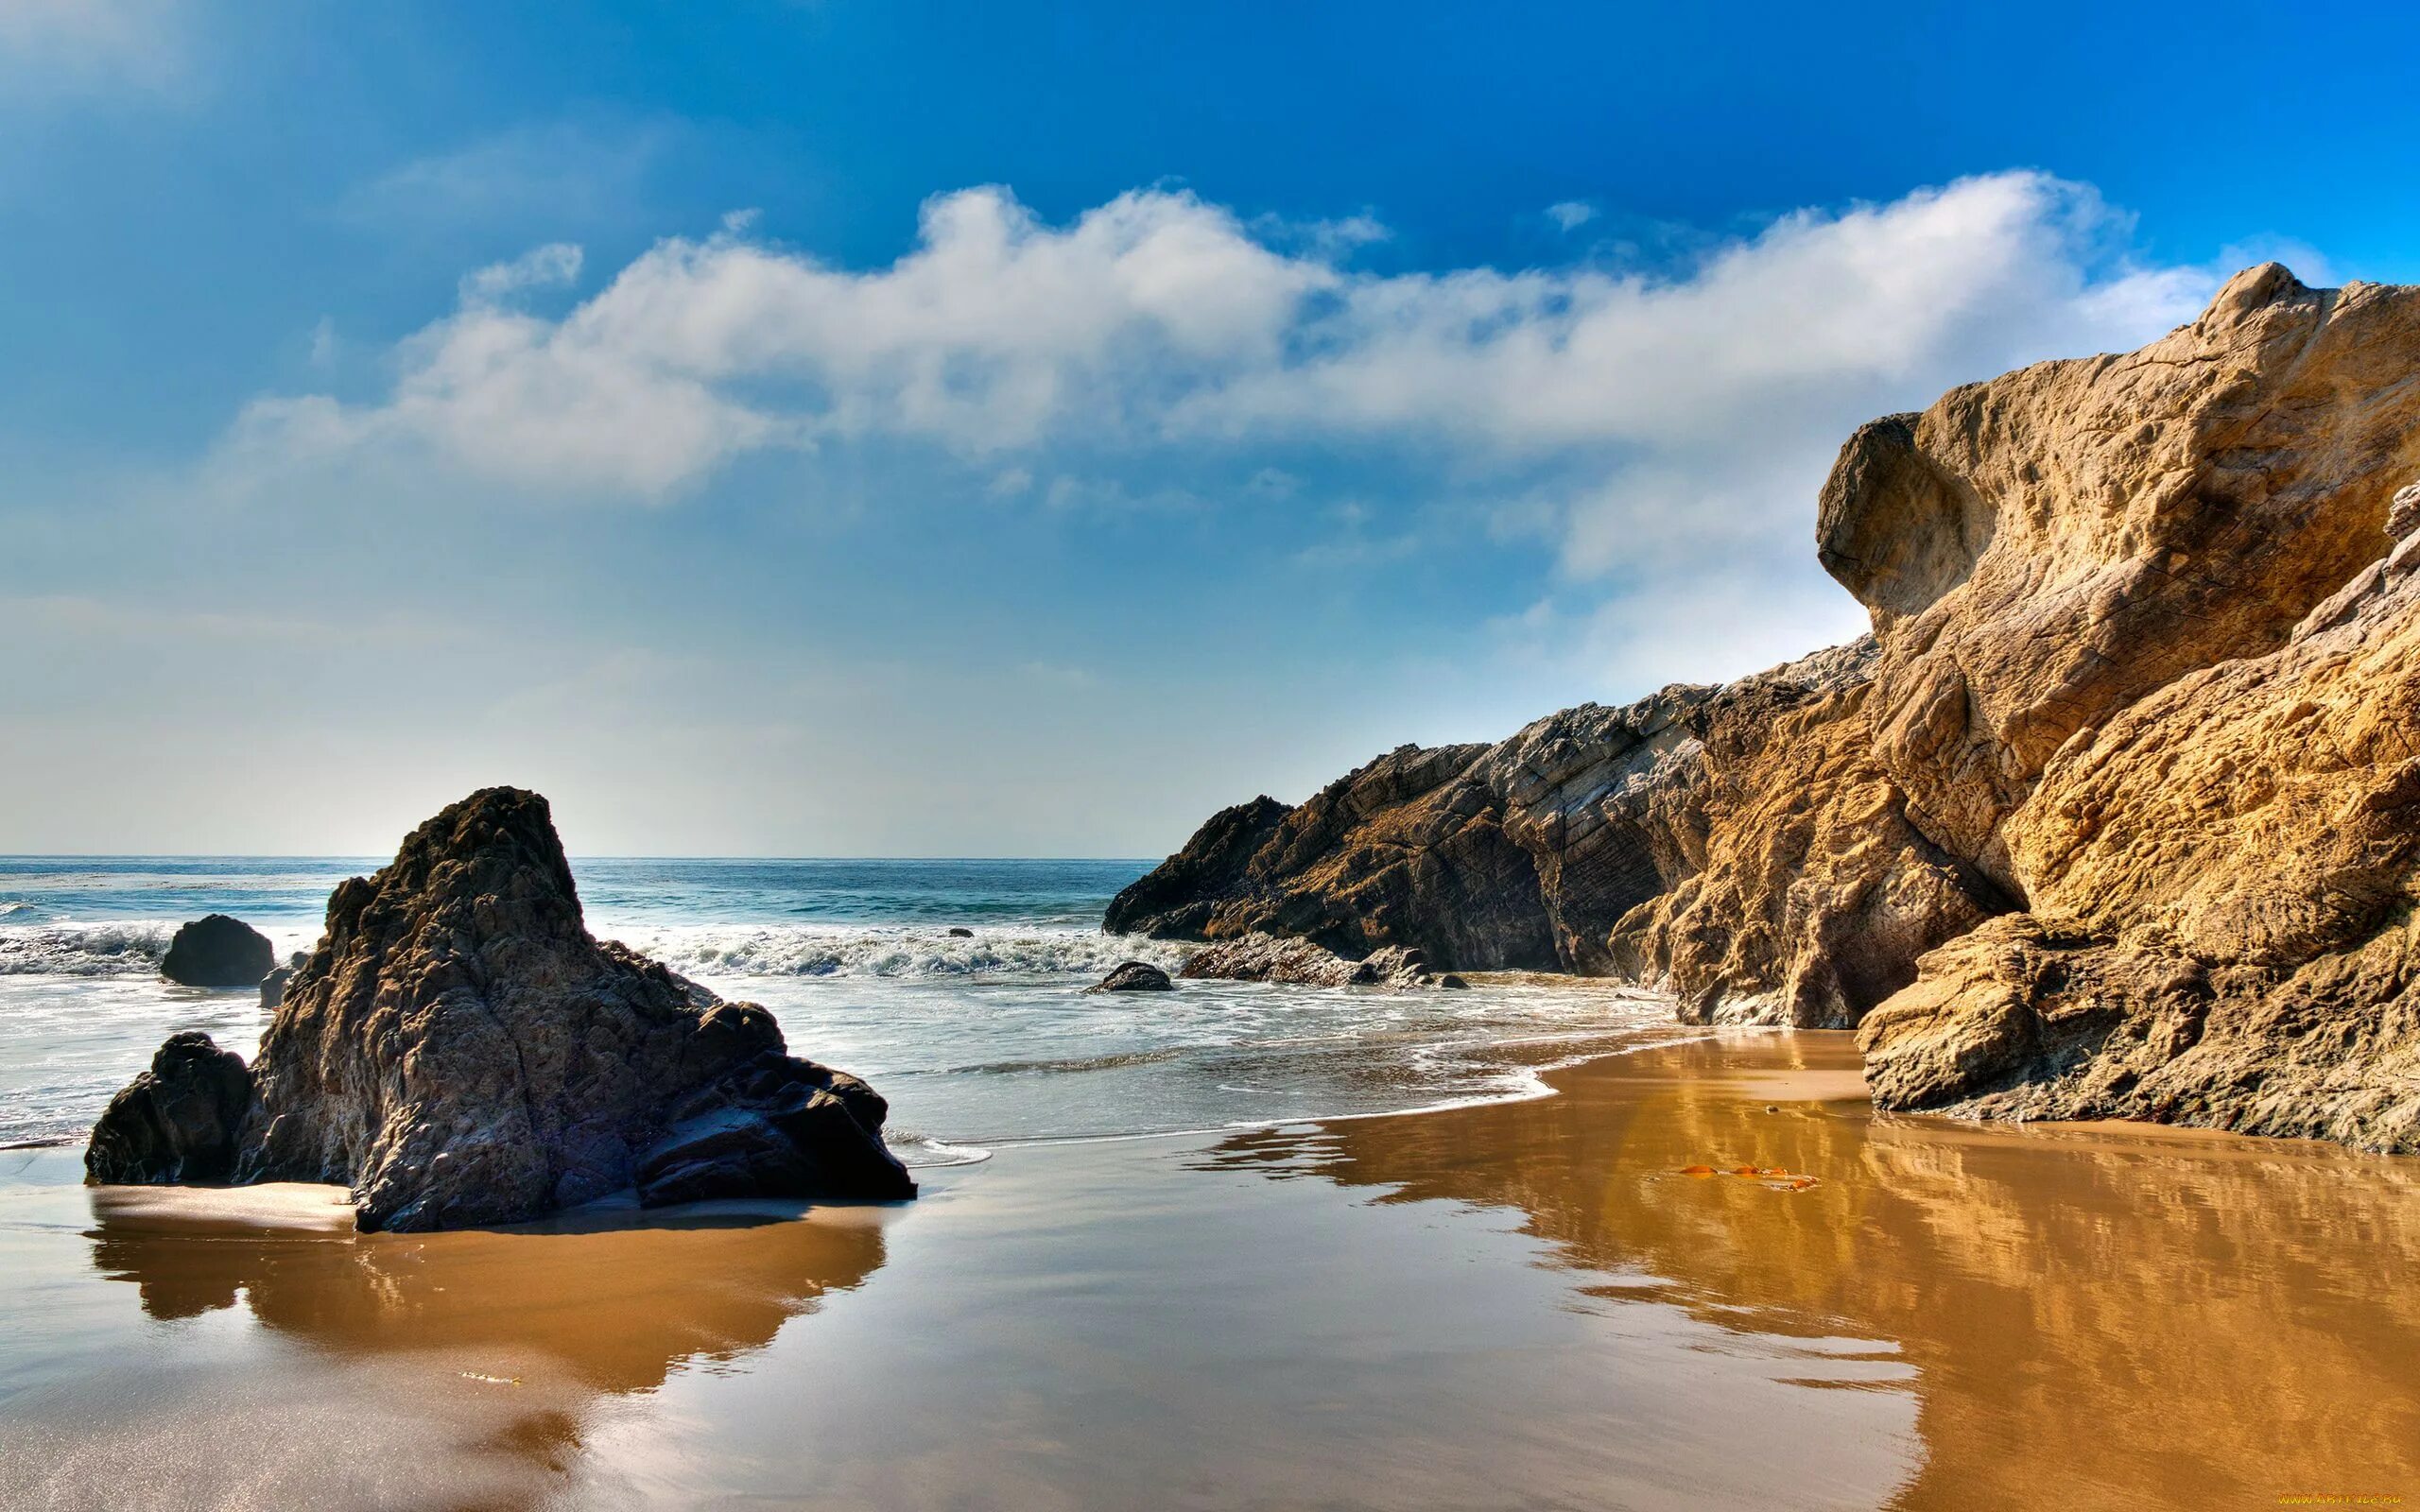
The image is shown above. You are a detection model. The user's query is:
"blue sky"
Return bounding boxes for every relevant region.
[3,0,2412,855]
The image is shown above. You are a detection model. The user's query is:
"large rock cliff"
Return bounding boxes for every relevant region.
[88,787,915,1228]
[1113,266,2420,1147]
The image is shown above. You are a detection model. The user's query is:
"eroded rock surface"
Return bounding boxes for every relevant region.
[89,787,913,1228]
[1847,271,2420,1145]
[1114,643,1994,1025]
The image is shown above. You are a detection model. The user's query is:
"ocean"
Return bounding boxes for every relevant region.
[0,856,1682,1162]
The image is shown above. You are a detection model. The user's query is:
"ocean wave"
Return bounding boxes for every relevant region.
[0,922,176,976]
[598,923,1189,981]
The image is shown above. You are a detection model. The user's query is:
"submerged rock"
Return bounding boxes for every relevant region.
[1086,960,1173,992]
[159,914,274,988]
[85,1031,254,1184]
[88,787,914,1229]
[1179,933,1464,990]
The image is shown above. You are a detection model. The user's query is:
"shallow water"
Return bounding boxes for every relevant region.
[6,1036,2414,1509]
[0,856,1684,1156]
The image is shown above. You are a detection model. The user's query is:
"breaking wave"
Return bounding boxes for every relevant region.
[0,922,176,976]
[596,923,1190,981]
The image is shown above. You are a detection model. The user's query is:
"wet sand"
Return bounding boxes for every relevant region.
[3,1032,2416,1509]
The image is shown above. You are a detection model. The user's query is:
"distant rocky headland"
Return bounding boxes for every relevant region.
[1110,265,2420,1153]
[87,787,914,1229]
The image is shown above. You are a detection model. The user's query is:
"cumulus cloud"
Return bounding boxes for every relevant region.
[1546,200,1598,232]
[224,171,2217,613]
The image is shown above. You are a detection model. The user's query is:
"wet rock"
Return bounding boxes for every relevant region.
[947,926,975,937]
[160,915,274,988]
[1087,960,1173,993]
[85,1031,255,1184]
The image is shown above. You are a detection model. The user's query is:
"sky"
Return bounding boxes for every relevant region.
[4,1,2416,857]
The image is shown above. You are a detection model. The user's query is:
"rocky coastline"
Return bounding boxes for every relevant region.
[1109,265,2420,1153]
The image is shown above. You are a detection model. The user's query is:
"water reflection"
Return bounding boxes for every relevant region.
[74,1184,890,1508]
[1206,1035,2420,1509]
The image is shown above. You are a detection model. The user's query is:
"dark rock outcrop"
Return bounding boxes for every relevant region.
[1112,266,2420,1149]
[159,914,274,988]
[1087,960,1174,992]
[89,787,913,1229]
[84,1031,254,1184]
[1113,644,1993,1024]
[947,926,975,937]
[1178,933,1467,990]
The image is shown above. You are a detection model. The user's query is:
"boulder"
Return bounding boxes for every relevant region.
[1086,960,1173,993]
[88,787,913,1229]
[159,914,274,988]
[947,926,975,937]
[84,1031,254,1184]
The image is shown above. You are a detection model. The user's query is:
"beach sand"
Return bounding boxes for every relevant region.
[4,1032,2416,1509]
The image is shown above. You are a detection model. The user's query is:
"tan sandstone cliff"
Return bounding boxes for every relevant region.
[1112,265,2420,1150]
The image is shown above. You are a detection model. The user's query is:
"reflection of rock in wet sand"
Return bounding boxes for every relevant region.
[68,1184,888,1509]
[1206,1035,2420,1510]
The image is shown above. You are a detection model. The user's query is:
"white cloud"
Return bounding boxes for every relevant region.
[460,243,584,304]
[1546,200,1598,232]
[223,171,2219,597]
[0,0,188,95]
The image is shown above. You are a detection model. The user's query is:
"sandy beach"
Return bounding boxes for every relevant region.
[4,1031,2413,1510]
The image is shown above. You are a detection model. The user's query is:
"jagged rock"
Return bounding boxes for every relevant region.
[85,1031,254,1184]
[88,787,913,1229]
[257,963,297,1010]
[1113,643,1991,1024]
[1178,933,1466,989]
[1087,960,1173,992]
[159,914,274,988]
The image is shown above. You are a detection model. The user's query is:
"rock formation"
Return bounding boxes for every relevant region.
[1177,933,1467,990]
[159,914,274,988]
[1845,266,2420,1148]
[1111,643,1993,1024]
[1088,960,1174,992]
[1113,266,2420,1149]
[89,787,914,1228]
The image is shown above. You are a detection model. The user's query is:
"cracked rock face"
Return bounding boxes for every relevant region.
[88,787,913,1229]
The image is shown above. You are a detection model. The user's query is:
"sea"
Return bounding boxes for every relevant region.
[0,856,1686,1168]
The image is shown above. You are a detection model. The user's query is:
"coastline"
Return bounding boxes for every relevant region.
[7,1030,2414,1509]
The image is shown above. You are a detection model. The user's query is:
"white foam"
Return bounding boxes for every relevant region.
[596,922,1191,981]
[0,920,318,977]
